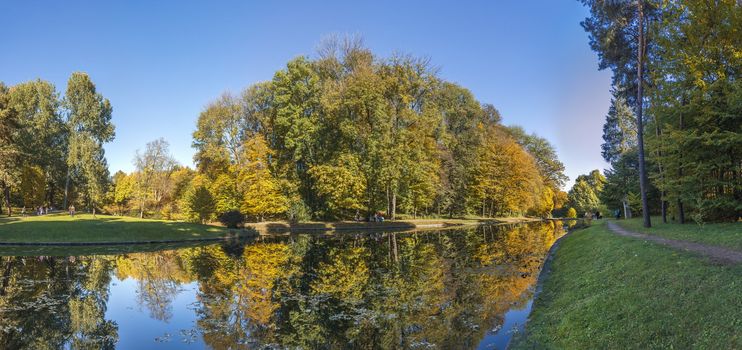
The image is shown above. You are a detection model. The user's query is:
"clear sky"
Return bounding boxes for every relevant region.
[0,0,611,189]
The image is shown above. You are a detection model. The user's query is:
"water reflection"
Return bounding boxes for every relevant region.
[0,221,565,349]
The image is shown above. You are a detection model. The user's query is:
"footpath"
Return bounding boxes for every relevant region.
[606,221,742,265]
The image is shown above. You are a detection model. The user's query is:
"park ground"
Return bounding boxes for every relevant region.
[511,217,741,349]
[0,213,230,244]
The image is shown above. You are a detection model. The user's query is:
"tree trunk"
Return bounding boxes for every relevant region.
[63,170,70,209]
[622,199,631,219]
[661,200,667,223]
[390,192,396,220]
[3,185,10,217]
[636,2,651,228]
[677,99,685,224]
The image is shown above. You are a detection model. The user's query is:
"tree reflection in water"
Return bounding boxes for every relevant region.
[0,221,564,349]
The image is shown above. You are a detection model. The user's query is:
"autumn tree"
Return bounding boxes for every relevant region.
[133,138,178,217]
[239,135,287,221]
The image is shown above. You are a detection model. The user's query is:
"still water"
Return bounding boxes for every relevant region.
[0,221,566,349]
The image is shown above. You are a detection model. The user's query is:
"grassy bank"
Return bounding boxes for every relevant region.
[512,221,741,349]
[0,213,230,243]
[617,216,742,250]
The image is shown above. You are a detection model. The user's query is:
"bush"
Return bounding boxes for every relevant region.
[219,210,245,228]
[566,207,577,218]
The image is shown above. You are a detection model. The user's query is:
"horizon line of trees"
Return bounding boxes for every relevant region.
[1,39,572,223]
[107,38,570,223]
[176,37,568,222]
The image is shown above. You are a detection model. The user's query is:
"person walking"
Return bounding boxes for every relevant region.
[69,205,75,217]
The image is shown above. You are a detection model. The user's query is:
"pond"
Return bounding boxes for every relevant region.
[0,220,567,349]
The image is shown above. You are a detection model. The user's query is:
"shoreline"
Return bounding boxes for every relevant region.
[0,215,548,246]
[244,216,544,234]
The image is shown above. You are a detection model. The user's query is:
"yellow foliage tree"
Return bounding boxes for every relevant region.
[20,165,45,209]
[308,153,366,219]
[470,127,543,217]
[239,135,287,221]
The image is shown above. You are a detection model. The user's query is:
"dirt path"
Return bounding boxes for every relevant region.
[606,222,742,265]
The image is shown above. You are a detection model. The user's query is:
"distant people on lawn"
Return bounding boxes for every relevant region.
[69,205,76,217]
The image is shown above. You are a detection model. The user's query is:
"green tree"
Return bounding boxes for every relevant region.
[580,0,658,227]
[568,178,600,215]
[0,82,21,216]
[64,72,115,214]
[601,89,637,163]
[648,0,742,222]
[8,80,67,207]
[185,184,215,224]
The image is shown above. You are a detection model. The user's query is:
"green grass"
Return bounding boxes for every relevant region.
[617,216,742,251]
[512,221,741,349]
[0,213,231,244]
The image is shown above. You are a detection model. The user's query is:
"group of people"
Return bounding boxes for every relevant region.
[21,206,52,216]
[353,210,386,223]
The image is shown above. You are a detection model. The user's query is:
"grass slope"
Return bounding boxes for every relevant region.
[0,213,229,243]
[617,216,742,251]
[512,221,741,349]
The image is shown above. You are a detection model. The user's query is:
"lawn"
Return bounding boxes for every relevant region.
[511,221,741,349]
[0,213,232,244]
[617,216,742,251]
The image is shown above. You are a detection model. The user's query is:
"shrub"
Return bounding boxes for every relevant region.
[219,210,245,229]
[566,207,577,218]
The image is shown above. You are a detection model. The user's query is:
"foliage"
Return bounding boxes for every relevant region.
[65,72,115,211]
[184,184,215,224]
[568,177,600,215]
[19,165,45,208]
[133,138,178,217]
[566,207,577,218]
[190,41,564,220]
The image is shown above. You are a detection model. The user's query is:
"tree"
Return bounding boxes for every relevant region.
[580,0,658,227]
[184,184,215,224]
[64,72,115,214]
[239,135,287,221]
[469,127,543,217]
[601,90,637,163]
[133,138,178,217]
[211,173,242,215]
[0,82,21,216]
[568,179,600,215]
[309,153,366,219]
[507,126,569,190]
[648,0,742,222]
[8,80,67,207]
[109,171,135,216]
[19,165,45,210]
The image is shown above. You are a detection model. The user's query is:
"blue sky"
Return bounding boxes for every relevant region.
[0,0,611,189]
